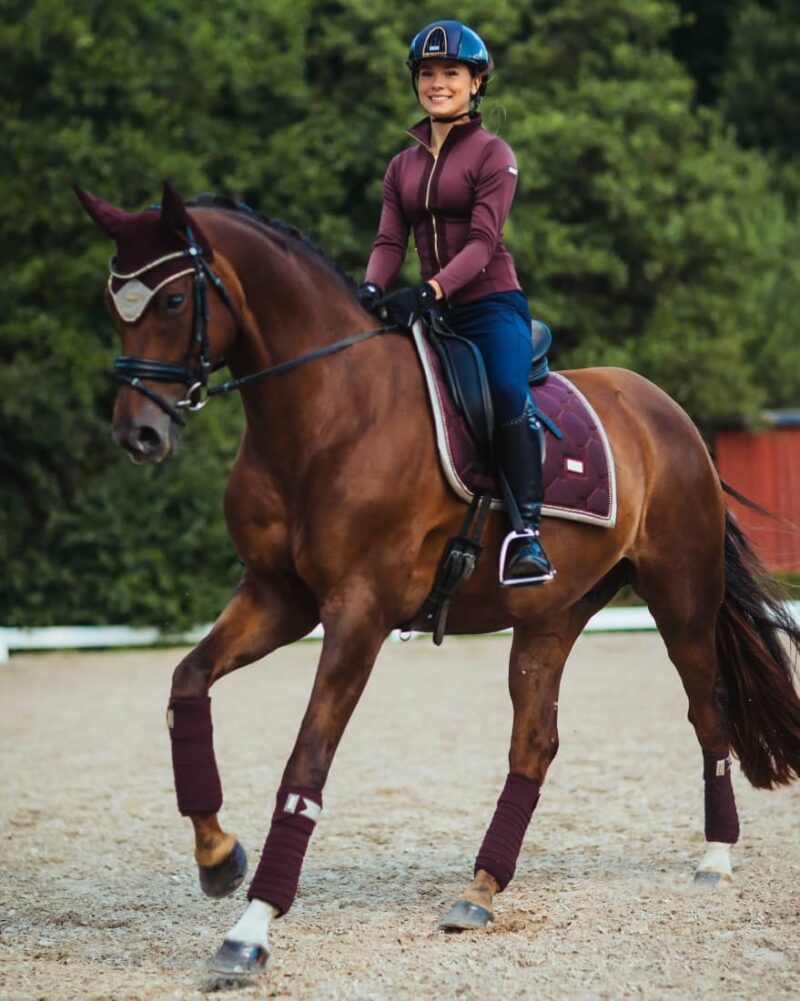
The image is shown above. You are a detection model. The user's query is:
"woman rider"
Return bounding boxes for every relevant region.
[357,20,554,586]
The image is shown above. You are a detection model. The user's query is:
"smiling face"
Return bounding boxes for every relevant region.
[416,59,480,119]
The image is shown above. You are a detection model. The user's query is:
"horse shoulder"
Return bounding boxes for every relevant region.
[223,435,295,571]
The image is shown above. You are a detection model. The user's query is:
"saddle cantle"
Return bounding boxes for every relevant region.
[413,320,617,528]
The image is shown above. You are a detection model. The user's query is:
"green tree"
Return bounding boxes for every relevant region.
[1,0,795,626]
[490,0,795,421]
[671,0,746,105]
[0,0,268,626]
[720,1,800,202]
[716,1,800,404]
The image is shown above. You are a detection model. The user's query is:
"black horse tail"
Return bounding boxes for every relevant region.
[715,508,800,788]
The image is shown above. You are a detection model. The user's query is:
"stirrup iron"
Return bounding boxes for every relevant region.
[498,529,556,587]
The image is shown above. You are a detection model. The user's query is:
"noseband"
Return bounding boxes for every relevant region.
[112,228,240,426]
[111,230,395,426]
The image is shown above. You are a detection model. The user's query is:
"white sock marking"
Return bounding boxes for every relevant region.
[696,841,733,878]
[226,899,278,949]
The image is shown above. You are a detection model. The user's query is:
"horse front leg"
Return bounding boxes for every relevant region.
[168,572,318,899]
[441,620,581,930]
[210,603,389,977]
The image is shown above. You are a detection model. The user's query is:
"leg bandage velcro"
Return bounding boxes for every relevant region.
[702,751,740,843]
[475,773,540,889]
[167,697,223,816]
[248,785,323,915]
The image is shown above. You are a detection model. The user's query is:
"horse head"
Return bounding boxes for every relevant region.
[75,183,240,463]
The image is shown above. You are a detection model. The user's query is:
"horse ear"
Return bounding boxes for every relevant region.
[160,181,213,256]
[74,186,130,238]
[160,181,192,236]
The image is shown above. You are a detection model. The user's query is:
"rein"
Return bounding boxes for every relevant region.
[111,232,395,425]
[205,325,395,399]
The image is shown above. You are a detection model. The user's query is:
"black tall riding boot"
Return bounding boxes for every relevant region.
[495,400,555,585]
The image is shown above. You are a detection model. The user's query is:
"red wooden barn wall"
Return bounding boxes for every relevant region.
[714,427,800,572]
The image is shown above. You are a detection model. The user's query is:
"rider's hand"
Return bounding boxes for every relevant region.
[356,281,384,313]
[374,283,438,329]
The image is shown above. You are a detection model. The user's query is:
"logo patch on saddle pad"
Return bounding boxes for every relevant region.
[414,326,617,527]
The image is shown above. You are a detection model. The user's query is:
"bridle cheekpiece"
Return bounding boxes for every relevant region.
[111,226,240,425]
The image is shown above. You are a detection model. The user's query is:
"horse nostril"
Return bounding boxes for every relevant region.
[135,425,164,454]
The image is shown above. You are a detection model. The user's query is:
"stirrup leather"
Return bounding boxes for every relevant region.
[498,529,556,587]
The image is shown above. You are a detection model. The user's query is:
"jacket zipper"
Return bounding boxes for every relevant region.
[424,150,443,271]
[408,129,446,273]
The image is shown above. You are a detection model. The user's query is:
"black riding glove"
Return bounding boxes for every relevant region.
[356,281,384,313]
[374,283,438,329]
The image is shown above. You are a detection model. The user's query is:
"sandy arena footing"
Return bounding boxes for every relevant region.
[1,633,798,1000]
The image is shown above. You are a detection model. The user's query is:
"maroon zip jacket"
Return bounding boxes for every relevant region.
[365,114,522,305]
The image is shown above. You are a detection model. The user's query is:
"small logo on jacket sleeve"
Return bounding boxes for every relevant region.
[507,165,518,175]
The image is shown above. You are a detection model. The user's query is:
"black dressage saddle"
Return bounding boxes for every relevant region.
[425,314,555,468]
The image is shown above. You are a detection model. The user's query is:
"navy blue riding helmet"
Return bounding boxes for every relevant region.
[407,21,494,111]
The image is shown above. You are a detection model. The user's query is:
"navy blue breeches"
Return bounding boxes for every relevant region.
[443,290,534,422]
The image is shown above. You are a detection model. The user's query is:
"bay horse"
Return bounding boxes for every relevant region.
[76,183,800,977]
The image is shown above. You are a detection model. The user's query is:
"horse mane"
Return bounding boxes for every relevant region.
[190,194,356,295]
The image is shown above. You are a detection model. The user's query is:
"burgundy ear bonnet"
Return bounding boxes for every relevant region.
[74,183,213,322]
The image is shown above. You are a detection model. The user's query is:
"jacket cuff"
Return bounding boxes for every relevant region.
[429,273,450,299]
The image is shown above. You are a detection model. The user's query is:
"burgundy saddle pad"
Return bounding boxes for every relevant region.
[414,327,617,527]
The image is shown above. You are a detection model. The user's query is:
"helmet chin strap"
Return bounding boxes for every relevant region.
[429,111,472,124]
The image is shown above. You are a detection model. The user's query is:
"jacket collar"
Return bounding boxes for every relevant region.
[406,113,484,151]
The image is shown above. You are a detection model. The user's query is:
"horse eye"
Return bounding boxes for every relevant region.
[165,293,185,313]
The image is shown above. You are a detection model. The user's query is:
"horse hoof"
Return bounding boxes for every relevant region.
[198,840,247,898]
[440,900,494,931]
[693,870,732,888]
[208,938,269,978]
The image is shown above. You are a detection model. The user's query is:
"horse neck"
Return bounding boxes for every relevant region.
[205,213,388,466]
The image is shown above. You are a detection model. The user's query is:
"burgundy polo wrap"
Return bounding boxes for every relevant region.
[703,751,740,843]
[248,785,323,916]
[167,697,223,815]
[475,772,541,889]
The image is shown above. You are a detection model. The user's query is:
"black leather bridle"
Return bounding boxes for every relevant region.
[111,228,394,426]
[112,228,240,425]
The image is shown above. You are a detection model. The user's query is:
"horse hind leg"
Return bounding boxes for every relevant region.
[441,617,584,930]
[633,561,739,887]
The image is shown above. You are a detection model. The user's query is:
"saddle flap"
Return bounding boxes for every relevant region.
[427,316,494,459]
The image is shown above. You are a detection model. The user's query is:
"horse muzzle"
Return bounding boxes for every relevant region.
[112,416,179,464]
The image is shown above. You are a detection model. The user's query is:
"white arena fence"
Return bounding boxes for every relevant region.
[1,603,799,663]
